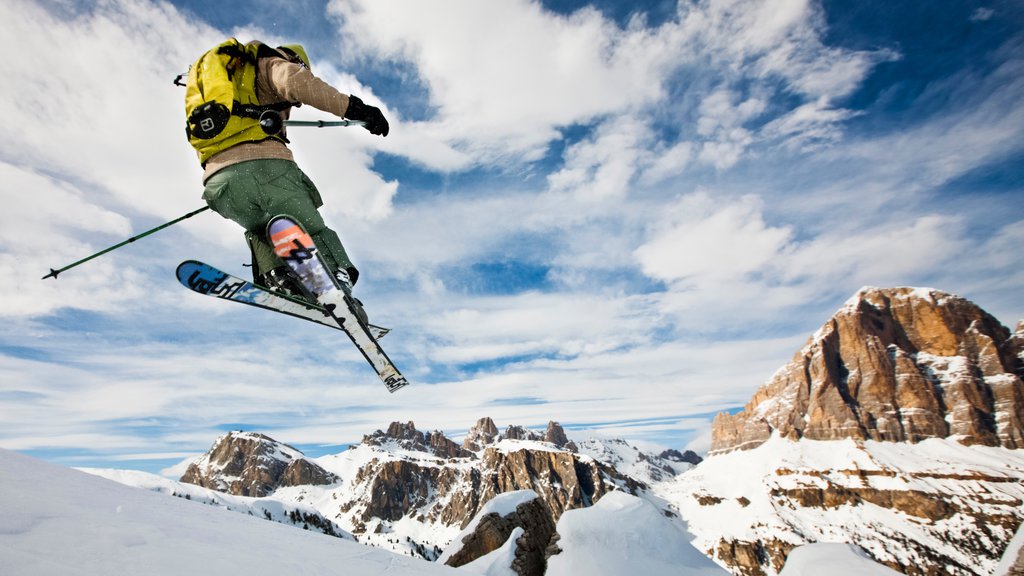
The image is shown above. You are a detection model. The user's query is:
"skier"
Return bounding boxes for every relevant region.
[185,40,389,312]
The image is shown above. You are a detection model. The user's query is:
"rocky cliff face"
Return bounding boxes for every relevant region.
[343,419,626,535]
[672,287,1024,576]
[180,431,337,497]
[712,287,1024,454]
[442,492,558,576]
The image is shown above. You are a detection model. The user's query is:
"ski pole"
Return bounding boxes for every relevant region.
[43,206,211,280]
[258,110,364,135]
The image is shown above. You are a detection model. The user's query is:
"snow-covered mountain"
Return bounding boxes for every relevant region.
[9,285,1020,575]
[662,287,1024,576]
[152,417,698,565]
[179,431,338,496]
[576,437,701,485]
[1,446,730,575]
[659,436,1024,575]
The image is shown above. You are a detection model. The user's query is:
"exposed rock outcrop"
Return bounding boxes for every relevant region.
[504,425,543,441]
[660,448,703,465]
[443,493,558,576]
[543,421,578,452]
[180,431,337,497]
[348,429,625,530]
[463,417,500,451]
[479,444,618,519]
[712,287,1024,454]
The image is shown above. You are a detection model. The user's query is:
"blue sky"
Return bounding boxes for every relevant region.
[1,0,1022,475]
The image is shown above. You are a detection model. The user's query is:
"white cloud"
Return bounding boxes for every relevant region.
[0,0,211,219]
[635,192,793,283]
[640,141,695,185]
[762,97,861,149]
[329,0,674,164]
[970,7,995,22]
[547,120,652,199]
[780,215,965,286]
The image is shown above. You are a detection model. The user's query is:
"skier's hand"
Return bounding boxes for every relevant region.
[345,95,389,137]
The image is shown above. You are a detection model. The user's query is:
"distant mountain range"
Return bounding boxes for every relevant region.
[85,286,1024,576]
[168,417,701,561]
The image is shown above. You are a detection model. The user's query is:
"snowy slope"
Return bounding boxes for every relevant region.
[0,448,456,576]
[779,544,902,575]
[659,435,1024,575]
[82,467,353,540]
[546,491,727,575]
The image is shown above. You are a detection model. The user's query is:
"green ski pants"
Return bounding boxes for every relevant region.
[202,158,354,281]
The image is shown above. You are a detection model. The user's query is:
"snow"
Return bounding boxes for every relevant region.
[546,491,727,575]
[489,438,564,454]
[780,543,902,575]
[80,467,354,540]
[660,435,1024,574]
[0,448,456,576]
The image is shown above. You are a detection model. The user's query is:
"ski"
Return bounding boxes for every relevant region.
[267,215,410,393]
[176,260,390,340]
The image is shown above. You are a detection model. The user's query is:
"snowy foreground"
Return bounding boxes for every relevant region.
[0,448,727,575]
[1,444,970,575]
[0,448,455,576]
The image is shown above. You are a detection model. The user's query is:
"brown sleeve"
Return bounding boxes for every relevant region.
[259,57,350,118]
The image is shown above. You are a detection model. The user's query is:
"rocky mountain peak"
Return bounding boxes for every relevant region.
[503,425,543,441]
[362,421,473,459]
[711,286,1024,454]
[543,421,578,452]
[386,420,420,441]
[461,418,579,452]
[463,417,500,451]
[1011,320,1024,368]
[180,431,337,497]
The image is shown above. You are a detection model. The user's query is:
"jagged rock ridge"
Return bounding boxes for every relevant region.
[712,287,1024,454]
[346,418,626,532]
[179,418,692,562]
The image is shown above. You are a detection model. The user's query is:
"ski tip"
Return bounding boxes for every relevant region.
[175,260,207,283]
[42,268,60,280]
[385,375,411,393]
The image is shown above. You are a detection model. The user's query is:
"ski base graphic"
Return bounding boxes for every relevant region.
[267,215,410,393]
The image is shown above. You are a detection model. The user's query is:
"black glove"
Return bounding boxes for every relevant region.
[345,95,389,137]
